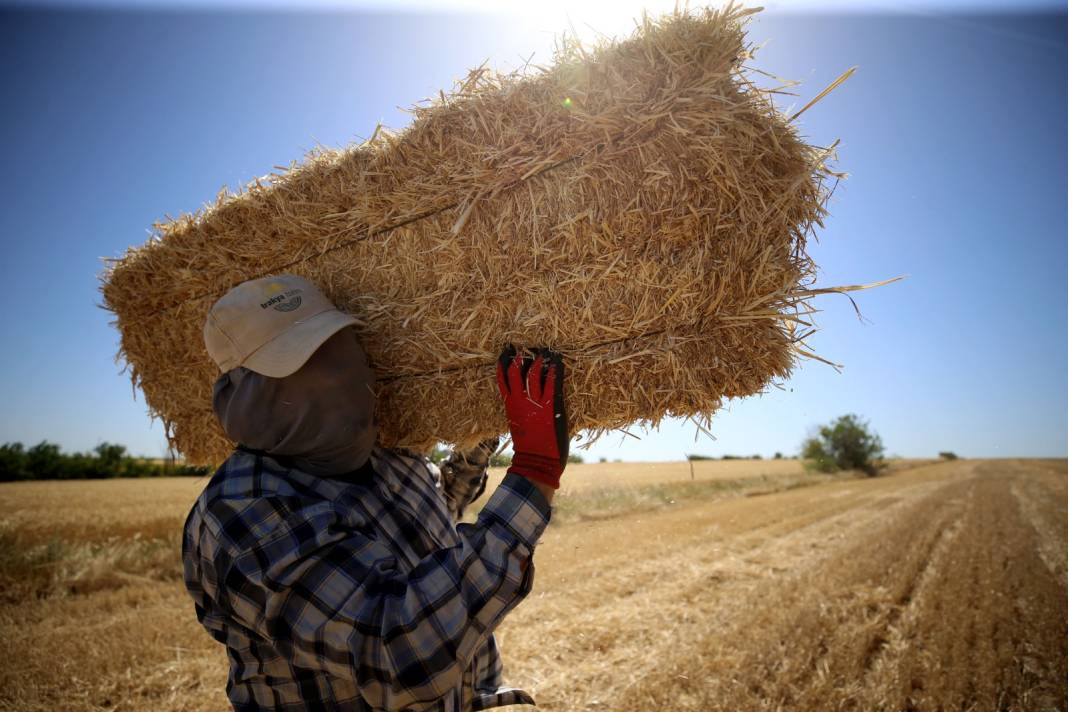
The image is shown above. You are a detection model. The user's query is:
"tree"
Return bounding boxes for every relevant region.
[27,441,63,480]
[94,442,127,477]
[938,451,958,460]
[802,414,884,476]
[0,442,29,481]
[566,454,584,464]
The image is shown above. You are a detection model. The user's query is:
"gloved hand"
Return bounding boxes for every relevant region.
[496,345,569,490]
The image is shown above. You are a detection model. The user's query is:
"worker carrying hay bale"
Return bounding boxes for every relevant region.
[100,4,879,465]
[184,272,567,710]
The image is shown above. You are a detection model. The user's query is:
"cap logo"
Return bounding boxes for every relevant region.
[260,287,304,312]
[273,296,302,312]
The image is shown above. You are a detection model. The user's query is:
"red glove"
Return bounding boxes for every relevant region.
[496,345,569,489]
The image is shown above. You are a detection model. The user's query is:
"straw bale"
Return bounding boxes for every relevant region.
[100,5,846,464]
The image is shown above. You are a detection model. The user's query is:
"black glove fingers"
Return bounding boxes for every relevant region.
[549,350,569,467]
[536,348,552,397]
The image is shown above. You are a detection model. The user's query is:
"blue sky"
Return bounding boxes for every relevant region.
[1,1,1066,461]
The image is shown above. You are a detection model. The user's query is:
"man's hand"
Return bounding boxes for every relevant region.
[496,345,569,493]
[438,436,500,520]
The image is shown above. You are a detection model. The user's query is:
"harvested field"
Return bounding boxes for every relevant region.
[489,456,931,493]
[1,459,1066,711]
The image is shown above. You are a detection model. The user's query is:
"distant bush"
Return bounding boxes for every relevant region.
[686,454,714,461]
[802,414,885,476]
[751,454,762,460]
[721,454,742,460]
[567,454,584,464]
[938,451,958,460]
[488,453,513,468]
[598,457,607,463]
[0,442,29,481]
[773,452,783,460]
[0,440,212,481]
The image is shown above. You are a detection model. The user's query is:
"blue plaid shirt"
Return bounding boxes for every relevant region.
[182,442,551,711]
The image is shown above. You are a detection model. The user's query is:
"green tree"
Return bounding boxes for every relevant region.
[94,442,127,477]
[0,442,29,481]
[67,451,99,479]
[802,414,884,476]
[27,441,64,480]
[566,454,584,464]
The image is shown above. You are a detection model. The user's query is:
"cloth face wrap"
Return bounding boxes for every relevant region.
[212,327,377,476]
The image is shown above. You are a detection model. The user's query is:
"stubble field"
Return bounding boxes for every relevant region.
[1,458,1066,711]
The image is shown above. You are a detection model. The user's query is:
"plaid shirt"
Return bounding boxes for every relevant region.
[182,441,551,711]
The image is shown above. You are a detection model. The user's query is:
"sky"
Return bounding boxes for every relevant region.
[1,0,1066,462]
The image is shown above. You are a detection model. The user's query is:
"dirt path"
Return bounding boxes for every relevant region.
[496,459,1068,711]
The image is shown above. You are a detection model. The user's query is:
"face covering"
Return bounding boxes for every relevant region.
[211,326,378,476]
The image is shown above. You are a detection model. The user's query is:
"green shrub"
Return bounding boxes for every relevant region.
[802,414,884,476]
[0,441,213,480]
[938,451,958,460]
[0,442,30,481]
[567,454,584,464]
[27,441,64,480]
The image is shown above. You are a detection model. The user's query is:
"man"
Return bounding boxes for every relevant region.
[183,274,569,711]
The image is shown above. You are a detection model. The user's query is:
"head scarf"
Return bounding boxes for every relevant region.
[211,326,378,476]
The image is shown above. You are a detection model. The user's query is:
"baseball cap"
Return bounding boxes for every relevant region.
[204,274,360,378]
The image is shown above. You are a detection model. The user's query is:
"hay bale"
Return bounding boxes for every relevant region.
[100,5,845,465]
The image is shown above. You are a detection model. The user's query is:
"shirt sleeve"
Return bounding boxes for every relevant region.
[194,472,550,712]
[438,437,499,521]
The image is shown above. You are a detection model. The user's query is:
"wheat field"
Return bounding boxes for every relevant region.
[1,458,1066,711]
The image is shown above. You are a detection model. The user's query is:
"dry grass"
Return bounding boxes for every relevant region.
[3,459,1065,711]
[485,457,931,494]
[0,476,208,543]
[477,459,839,525]
[99,4,882,464]
[499,457,808,492]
